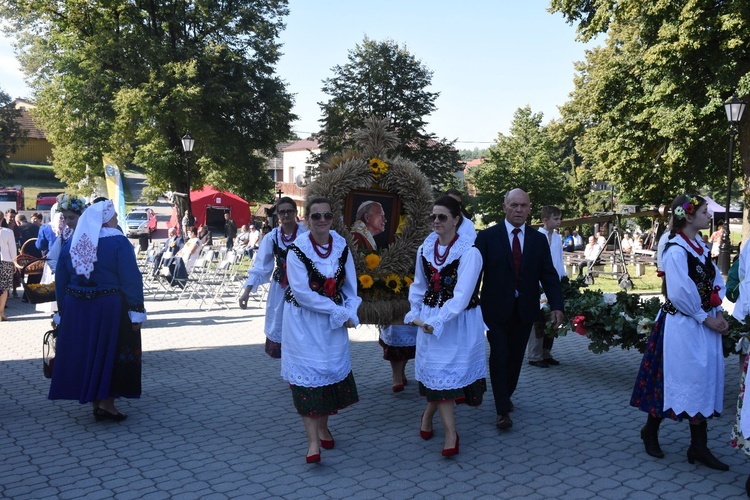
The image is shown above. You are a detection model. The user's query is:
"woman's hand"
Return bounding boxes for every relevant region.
[703,314,728,335]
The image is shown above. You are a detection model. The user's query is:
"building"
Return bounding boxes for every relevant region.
[9,99,53,164]
[268,138,321,210]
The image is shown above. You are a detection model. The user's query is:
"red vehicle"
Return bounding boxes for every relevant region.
[0,186,25,213]
[36,192,62,212]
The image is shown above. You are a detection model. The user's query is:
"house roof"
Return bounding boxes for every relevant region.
[282,139,319,152]
[17,108,47,140]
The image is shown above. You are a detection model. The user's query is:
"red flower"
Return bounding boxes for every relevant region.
[573,315,586,336]
[323,278,337,297]
[683,202,694,214]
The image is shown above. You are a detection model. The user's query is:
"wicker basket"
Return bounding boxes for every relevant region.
[21,280,56,304]
[14,254,45,275]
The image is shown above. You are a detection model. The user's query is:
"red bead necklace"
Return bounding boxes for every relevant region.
[310,233,333,259]
[281,224,298,245]
[434,233,459,266]
[678,231,703,255]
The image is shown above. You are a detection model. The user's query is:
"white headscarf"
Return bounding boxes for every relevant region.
[69,200,120,278]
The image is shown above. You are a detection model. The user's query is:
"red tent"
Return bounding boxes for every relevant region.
[189,186,251,229]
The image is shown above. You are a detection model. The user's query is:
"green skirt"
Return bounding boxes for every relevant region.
[419,378,486,406]
[291,371,359,417]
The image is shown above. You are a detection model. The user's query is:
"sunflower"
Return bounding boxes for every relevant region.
[403,275,414,288]
[358,274,374,289]
[384,273,402,294]
[368,157,389,178]
[364,253,381,270]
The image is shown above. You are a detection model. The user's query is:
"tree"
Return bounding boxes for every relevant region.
[549,0,750,213]
[318,37,461,190]
[0,90,26,176]
[469,106,568,224]
[1,0,296,203]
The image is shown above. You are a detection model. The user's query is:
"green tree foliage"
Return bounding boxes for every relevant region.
[469,106,568,224]
[318,37,461,190]
[549,0,750,208]
[459,147,489,161]
[0,90,26,176]
[1,0,296,202]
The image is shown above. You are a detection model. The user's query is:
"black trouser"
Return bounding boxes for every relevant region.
[486,302,533,415]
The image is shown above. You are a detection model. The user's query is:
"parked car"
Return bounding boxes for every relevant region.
[36,192,62,212]
[126,208,157,237]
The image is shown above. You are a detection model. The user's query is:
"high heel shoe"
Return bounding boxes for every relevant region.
[392,384,404,393]
[320,429,335,450]
[306,453,321,464]
[420,411,433,440]
[93,408,127,422]
[442,433,460,457]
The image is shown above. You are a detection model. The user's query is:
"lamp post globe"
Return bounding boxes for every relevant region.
[718,94,747,276]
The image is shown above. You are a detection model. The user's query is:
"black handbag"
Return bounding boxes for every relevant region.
[43,328,57,379]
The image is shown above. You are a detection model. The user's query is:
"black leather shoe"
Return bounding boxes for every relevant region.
[528,360,549,368]
[94,408,127,422]
[495,414,513,430]
[544,357,560,366]
[509,400,515,412]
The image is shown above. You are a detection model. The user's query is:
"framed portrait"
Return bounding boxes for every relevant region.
[344,189,401,251]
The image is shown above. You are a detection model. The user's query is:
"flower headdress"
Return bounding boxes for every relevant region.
[56,194,87,215]
[673,194,700,220]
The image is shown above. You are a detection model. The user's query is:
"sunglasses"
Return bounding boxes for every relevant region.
[429,213,450,222]
[277,209,295,216]
[310,212,334,221]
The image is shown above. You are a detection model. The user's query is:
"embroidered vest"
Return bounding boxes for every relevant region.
[284,244,348,306]
[271,235,290,285]
[420,251,480,309]
[662,242,716,314]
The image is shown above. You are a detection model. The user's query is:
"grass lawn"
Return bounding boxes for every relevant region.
[3,163,65,210]
[582,264,662,294]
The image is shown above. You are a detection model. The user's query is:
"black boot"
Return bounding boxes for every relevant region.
[640,414,665,458]
[687,421,729,471]
[745,473,750,498]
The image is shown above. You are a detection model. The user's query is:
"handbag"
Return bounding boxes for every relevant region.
[43,328,57,379]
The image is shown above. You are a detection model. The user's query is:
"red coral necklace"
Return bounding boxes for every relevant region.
[281,224,298,245]
[678,231,703,255]
[434,233,459,266]
[310,233,333,258]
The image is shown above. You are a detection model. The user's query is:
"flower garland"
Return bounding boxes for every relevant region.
[56,193,87,214]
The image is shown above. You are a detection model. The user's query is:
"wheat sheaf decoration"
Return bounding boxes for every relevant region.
[305,117,433,324]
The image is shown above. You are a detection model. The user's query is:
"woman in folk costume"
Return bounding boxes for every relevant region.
[405,195,486,457]
[49,199,146,422]
[730,239,750,496]
[238,196,308,358]
[281,196,361,464]
[36,208,65,314]
[631,194,729,470]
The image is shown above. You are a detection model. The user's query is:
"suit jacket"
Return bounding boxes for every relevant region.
[164,236,184,254]
[475,222,563,330]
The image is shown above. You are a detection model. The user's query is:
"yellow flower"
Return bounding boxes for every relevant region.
[403,275,414,288]
[364,253,380,270]
[384,273,402,294]
[359,274,374,289]
[369,157,389,178]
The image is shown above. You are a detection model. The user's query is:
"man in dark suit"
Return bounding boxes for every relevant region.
[152,227,184,276]
[475,188,564,430]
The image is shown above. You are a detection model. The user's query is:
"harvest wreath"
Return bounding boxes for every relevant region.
[304,117,433,324]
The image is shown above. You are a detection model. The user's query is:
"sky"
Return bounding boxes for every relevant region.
[0,0,600,147]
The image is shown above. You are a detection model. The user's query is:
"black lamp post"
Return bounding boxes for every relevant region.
[718,94,747,276]
[181,133,195,228]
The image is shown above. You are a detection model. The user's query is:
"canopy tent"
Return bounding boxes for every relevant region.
[703,196,743,221]
[189,186,252,229]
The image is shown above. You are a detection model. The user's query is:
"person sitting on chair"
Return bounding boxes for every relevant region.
[152,227,184,276]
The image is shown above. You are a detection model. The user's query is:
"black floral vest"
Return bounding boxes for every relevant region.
[420,250,480,309]
[271,235,290,285]
[284,244,348,307]
[662,242,716,314]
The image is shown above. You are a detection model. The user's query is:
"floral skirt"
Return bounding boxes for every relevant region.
[378,339,416,362]
[265,338,281,359]
[731,353,750,457]
[291,371,359,417]
[419,378,486,406]
[0,261,13,291]
[630,312,711,422]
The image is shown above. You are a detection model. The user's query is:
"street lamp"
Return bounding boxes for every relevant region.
[718,94,747,275]
[181,133,195,229]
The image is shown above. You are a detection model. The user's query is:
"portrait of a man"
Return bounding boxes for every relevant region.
[351,200,386,250]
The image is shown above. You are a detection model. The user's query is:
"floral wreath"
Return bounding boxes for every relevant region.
[56,193,87,214]
[305,117,433,324]
[673,194,700,220]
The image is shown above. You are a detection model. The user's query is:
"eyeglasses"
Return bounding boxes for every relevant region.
[277,209,295,216]
[429,213,449,222]
[310,212,334,221]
